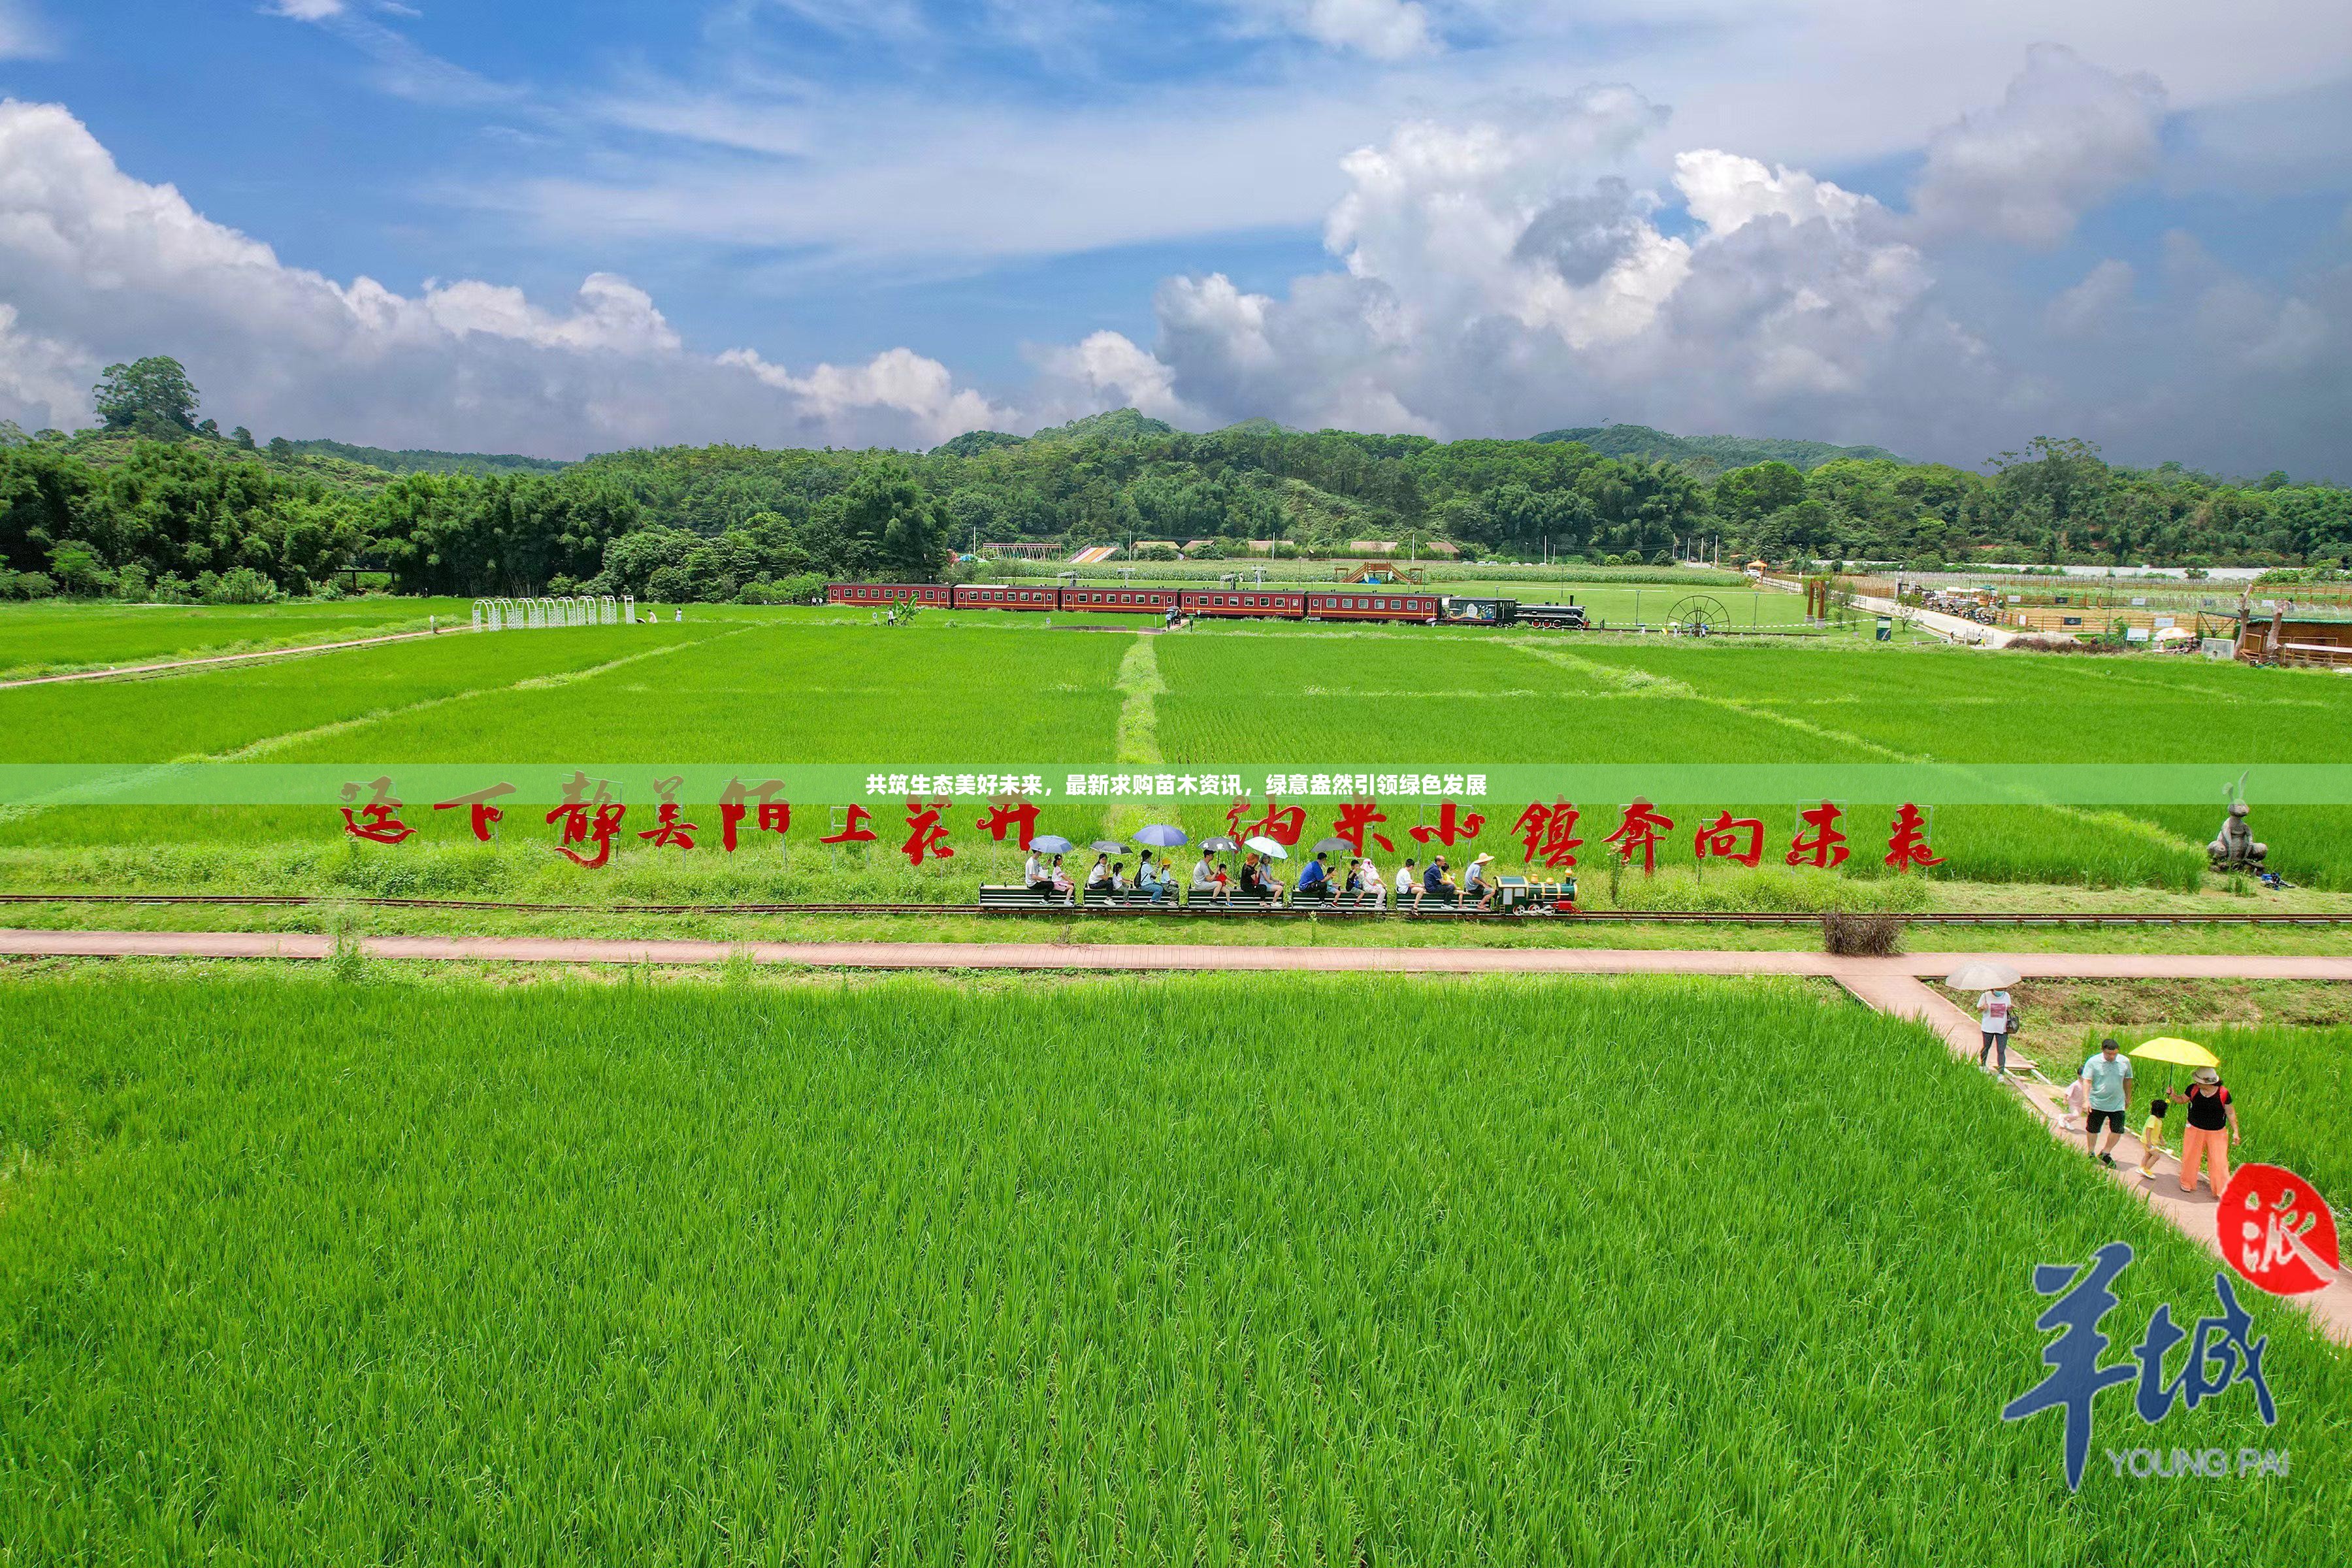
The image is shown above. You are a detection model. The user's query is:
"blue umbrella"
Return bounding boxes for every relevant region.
[1030,835,1075,855]
[1134,824,1188,847]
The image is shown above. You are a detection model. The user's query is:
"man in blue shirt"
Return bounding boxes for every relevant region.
[1296,853,1329,899]
[2080,1037,2134,1168]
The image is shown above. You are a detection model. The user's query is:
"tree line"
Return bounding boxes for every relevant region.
[3,358,2346,604]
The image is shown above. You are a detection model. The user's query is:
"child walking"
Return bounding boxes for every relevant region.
[2138,1096,2169,1178]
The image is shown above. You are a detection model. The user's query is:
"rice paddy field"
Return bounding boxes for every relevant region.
[1,970,2344,1563]
[0,598,474,681]
[1,600,2348,902]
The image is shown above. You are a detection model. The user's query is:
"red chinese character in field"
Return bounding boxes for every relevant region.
[546,771,625,868]
[1883,802,1946,871]
[1510,800,1582,868]
[717,777,790,852]
[1603,799,1676,875]
[337,776,413,844]
[1410,802,1488,849]
[433,781,515,843]
[901,798,956,866]
[1230,800,1307,847]
[1786,801,1850,869]
[547,802,627,867]
[636,775,699,851]
[1693,810,1764,868]
[1331,800,1395,855]
[818,804,878,845]
[974,800,1040,849]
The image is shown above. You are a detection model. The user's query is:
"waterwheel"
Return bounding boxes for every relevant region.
[1668,594,1731,636]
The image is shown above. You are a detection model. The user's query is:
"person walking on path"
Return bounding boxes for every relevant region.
[2178,1067,2242,1198]
[1976,987,2014,1073]
[2080,1037,2134,1168]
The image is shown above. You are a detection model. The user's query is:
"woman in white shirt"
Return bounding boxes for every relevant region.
[1976,988,2013,1073]
[1358,854,1385,908]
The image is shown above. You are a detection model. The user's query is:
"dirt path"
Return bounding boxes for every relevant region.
[0,625,467,689]
[5,927,2344,1342]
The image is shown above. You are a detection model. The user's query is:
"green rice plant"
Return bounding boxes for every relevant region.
[0,972,2342,1561]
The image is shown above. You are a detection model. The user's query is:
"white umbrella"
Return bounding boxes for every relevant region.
[1245,836,1290,858]
[1944,960,2021,990]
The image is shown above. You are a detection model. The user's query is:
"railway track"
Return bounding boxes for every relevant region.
[3,892,2349,926]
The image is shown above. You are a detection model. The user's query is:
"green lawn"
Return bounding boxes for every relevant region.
[1,972,2340,1563]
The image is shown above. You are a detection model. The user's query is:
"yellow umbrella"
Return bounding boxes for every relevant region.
[2130,1037,2219,1069]
[2131,1036,2221,1102]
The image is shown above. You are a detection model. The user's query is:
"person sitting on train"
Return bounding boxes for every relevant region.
[1423,856,1458,903]
[1049,856,1075,900]
[1463,852,1495,911]
[1296,853,1330,900]
[1357,853,1386,909]
[1086,855,1113,896]
[1192,851,1219,902]
[1140,857,1173,904]
[1024,849,1055,897]
[1237,854,1263,896]
[1213,860,1233,900]
[1109,860,1132,894]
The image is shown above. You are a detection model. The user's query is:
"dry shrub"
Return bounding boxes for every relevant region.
[1821,911,1907,956]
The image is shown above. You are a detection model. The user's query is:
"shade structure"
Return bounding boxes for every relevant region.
[1245,836,1290,858]
[1944,961,2022,991]
[2131,1037,2221,1070]
[1200,836,1241,853]
[1028,835,1075,855]
[1134,825,1188,847]
[1089,840,1126,853]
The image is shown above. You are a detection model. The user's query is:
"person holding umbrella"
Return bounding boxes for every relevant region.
[1245,836,1290,900]
[1192,847,1221,904]
[1945,961,2021,1074]
[2178,1066,2242,1198]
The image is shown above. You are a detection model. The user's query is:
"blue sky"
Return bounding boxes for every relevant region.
[1,1,2347,473]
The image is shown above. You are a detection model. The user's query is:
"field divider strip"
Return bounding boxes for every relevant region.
[0,627,463,689]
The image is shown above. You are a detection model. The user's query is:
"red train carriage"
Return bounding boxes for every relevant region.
[1303,591,1443,622]
[828,582,951,608]
[1059,586,1181,615]
[951,584,1058,612]
[1177,589,1308,620]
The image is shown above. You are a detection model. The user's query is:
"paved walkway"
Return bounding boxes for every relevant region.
[1846,589,2019,647]
[7,927,2344,1341]
[0,626,461,689]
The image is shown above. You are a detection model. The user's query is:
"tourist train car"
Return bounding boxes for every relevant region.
[823,581,1564,629]
[827,582,951,608]
[950,583,1058,612]
[1176,589,1309,619]
[1303,591,1443,622]
[1057,586,1182,615]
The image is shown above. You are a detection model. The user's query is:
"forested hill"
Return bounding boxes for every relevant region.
[1532,425,1904,474]
[278,439,570,477]
[3,413,2347,606]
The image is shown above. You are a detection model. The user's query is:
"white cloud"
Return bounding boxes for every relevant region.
[0,1,54,61]
[268,0,347,20]
[1910,43,2166,244]
[2044,258,2136,337]
[1032,330,1198,424]
[0,99,1010,455]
